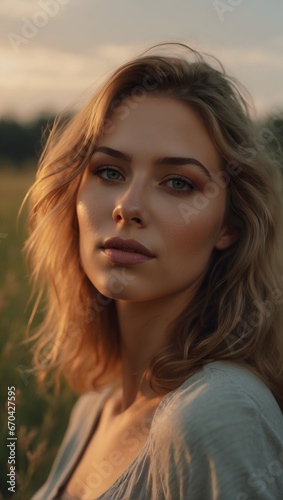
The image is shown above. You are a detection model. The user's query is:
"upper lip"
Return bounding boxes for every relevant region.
[102,237,155,257]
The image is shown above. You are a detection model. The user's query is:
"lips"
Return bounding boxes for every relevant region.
[101,237,154,257]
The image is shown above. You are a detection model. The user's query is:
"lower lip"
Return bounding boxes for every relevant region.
[101,248,154,265]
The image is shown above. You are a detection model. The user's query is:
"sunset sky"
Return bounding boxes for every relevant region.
[1,0,282,121]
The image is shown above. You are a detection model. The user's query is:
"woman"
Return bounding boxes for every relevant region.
[26,43,283,499]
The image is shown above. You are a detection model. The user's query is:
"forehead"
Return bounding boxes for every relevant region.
[99,96,222,174]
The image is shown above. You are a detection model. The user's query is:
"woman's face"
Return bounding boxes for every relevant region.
[76,96,235,301]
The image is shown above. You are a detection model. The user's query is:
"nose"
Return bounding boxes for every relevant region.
[112,178,149,226]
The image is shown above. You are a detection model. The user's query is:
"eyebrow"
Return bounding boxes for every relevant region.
[93,146,213,181]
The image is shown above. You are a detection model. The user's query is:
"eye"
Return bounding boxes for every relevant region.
[92,167,199,193]
[92,166,123,183]
[163,175,198,192]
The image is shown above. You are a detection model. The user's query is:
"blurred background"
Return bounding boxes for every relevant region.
[1,0,283,497]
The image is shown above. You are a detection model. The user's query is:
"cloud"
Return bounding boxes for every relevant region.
[90,43,138,63]
[1,41,282,120]
[0,0,46,19]
[0,42,137,118]
[215,47,283,70]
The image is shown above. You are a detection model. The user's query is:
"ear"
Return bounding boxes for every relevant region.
[214,223,238,250]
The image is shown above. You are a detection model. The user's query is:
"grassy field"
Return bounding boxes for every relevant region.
[0,167,77,499]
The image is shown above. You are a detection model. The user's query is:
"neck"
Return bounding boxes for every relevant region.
[115,287,195,412]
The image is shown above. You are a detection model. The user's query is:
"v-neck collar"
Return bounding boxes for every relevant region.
[50,383,117,499]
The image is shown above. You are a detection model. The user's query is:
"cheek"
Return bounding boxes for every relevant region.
[167,196,226,259]
[76,186,107,269]
[76,184,109,235]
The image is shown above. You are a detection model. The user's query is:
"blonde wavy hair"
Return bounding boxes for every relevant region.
[22,42,283,410]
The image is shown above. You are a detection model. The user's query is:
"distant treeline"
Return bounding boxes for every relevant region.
[0,114,57,168]
[0,111,282,169]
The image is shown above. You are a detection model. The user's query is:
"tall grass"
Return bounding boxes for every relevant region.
[0,167,77,499]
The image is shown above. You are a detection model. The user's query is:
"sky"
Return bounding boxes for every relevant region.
[1,0,283,121]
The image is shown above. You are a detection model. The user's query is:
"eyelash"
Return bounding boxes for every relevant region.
[92,166,199,193]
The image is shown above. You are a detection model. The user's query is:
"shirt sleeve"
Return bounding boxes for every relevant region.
[150,366,283,500]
